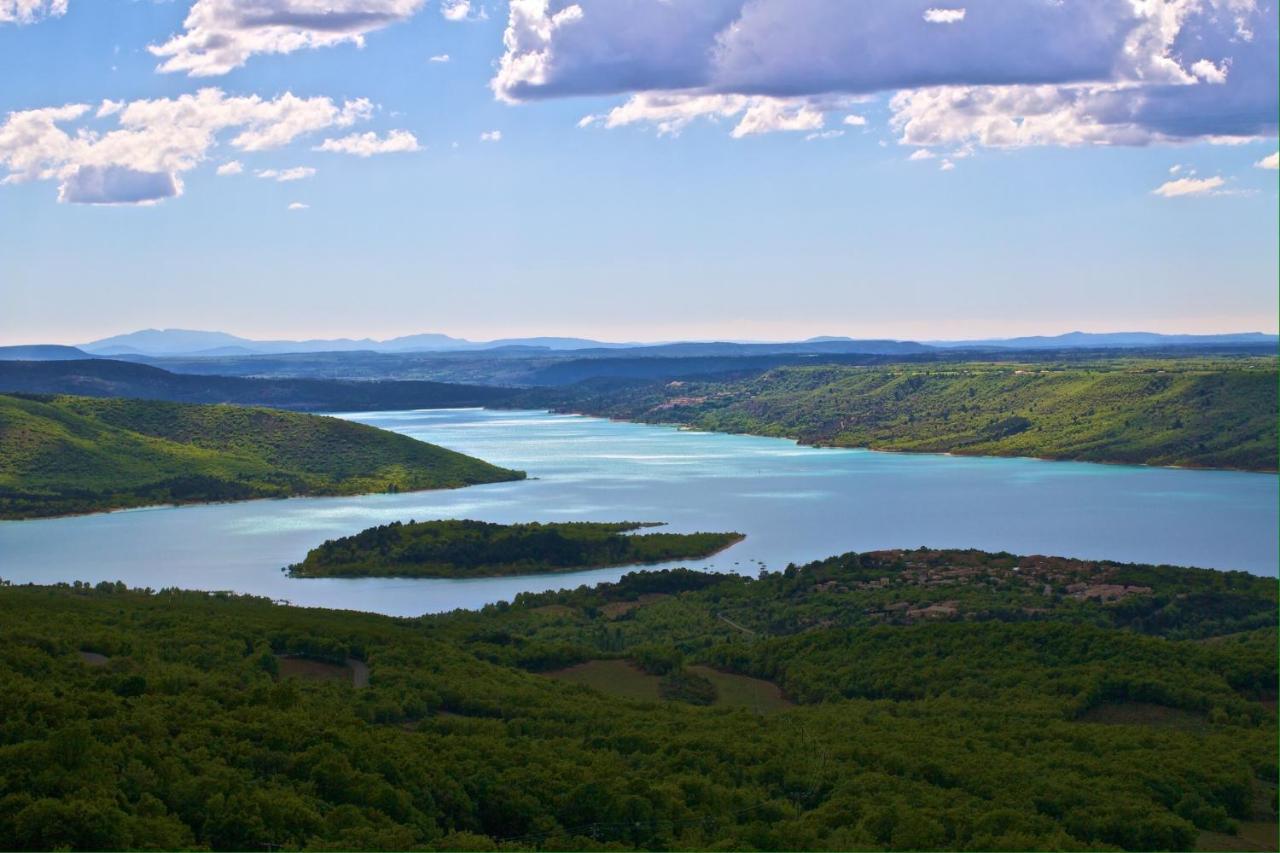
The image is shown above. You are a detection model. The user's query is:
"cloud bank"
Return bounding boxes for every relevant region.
[149,0,428,76]
[492,0,1278,147]
[0,88,371,204]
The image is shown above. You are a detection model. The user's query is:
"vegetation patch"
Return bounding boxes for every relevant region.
[686,665,793,713]
[543,659,662,703]
[0,393,523,519]
[1077,701,1208,730]
[286,519,744,578]
[524,357,1279,471]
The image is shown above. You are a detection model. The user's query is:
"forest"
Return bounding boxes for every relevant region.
[0,394,522,519]
[286,519,745,578]
[519,357,1279,471]
[0,547,1274,850]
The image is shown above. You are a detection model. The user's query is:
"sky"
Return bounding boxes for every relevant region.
[1,0,1277,346]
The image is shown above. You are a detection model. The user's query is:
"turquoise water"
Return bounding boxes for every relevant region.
[0,408,1274,616]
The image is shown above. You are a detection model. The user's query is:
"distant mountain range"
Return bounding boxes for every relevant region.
[77,329,637,357]
[17,328,1274,360]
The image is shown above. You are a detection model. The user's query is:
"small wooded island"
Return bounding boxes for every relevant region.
[285,519,745,578]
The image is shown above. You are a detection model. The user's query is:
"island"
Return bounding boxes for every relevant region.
[0,393,524,519]
[285,519,745,578]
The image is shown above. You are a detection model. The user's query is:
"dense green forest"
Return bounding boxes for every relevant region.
[1,548,1274,850]
[521,357,1279,471]
[0,394,523,519]
[287,520,744,578]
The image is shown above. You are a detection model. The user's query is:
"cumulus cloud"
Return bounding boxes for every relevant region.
[288,201,309,209]
[149,0,428,76]
[1152,175,1225,196]
[441,0,483,21]
[492,0,1277,147]
[923,8,965,24]
[479,129,502,141]
[315,129,420,155]
[1256,151,1279,169]
[215,160,244,175]
[0,0,66,25]
[842,114,867,126]
[908,148,936,160]
[59,165,180,205]
[256,166,316,181]
[0,88,371,204]
[429,53,450,62]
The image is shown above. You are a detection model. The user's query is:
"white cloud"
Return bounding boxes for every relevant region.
[479,129,502,142]
[0,88,371,204]
[1256,151,1279,169]
[429,53,450,62]
[59,165,181,205]
[492,0,1278,148]
[1190,58,1229,84]
[579,92,838,138]
[256,166,316,181]
[0,0,66,25]
[215,160,243,175]
[149,0,428,76]
[1169,163,1182,174]
[1152,175,1225,197]
[805,129,844,141]
[908,148,936,160]
[939,158,956,170]
[288,201,309,210]
[923,8,965,25]
[315,129,420,156]
[842,114,867,127]
[97,100,125,118]
[441,0,483,22]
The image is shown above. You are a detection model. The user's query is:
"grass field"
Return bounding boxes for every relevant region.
[544,659,662,702]
[544,659,791,712]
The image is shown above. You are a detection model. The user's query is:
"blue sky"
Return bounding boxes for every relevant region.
[1,0,1276,345]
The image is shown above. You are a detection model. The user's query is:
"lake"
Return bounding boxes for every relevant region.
[1,408,1275,616]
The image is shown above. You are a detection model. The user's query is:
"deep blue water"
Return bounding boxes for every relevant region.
[1,408,1274,616]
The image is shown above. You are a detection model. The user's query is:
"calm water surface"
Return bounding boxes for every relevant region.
[1,408,1275,616]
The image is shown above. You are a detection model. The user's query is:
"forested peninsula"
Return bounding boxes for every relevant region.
[521,358,1279,472]
[0,394,523,519]
[286,519,744,578]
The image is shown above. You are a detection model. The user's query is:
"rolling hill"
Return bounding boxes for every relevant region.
[0,394,524,519]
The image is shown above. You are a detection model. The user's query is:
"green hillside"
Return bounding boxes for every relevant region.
[528,358,1279,471]
[286,519,744,578]
[0,548,1274,850]
[0,394,523,519]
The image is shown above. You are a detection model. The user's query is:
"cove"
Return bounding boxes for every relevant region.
[0,408,1274,617]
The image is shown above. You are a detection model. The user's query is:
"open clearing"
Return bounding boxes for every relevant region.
[1197,821,1280,851]
[1076,701,1206,730]
[544,659,790,712]
[277,655,369,688]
